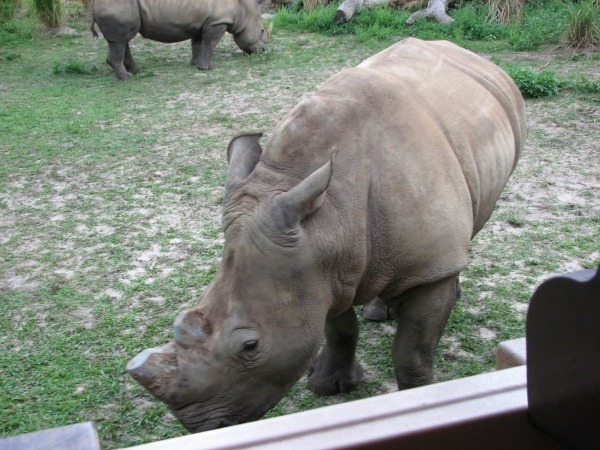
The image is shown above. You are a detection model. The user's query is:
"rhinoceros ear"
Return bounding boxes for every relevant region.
[271,159,332,231]
[226,133,263,188]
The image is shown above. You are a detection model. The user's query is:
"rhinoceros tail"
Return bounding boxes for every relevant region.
[91,21,99,39]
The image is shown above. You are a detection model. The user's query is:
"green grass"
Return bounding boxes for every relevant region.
[1,2,599,449]
[0,0,21,24]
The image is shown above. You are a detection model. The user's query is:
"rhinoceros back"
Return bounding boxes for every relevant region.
[136,0,235,42]
[356,38,525,236]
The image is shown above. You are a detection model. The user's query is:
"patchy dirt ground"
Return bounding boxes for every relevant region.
[0,28,598,448]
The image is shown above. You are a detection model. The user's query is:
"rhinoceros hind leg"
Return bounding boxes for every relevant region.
[308,307,364,396]
[106,41,133,80]
[124,43,139,74]
[392,274,459,390]
[363,297,398,321]
[192,24,227,71]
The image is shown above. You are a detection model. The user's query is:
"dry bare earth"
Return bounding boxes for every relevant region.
[0,29,598,448]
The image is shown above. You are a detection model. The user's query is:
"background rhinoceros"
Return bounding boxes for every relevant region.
[92,0,267,79]
[127,38,526,432]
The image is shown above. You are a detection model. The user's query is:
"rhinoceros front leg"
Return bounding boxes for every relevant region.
[106,41,133,80]
[123,43,139,74]
[191,24,227,70]
[308,307,364,395]
[391,274,459,389]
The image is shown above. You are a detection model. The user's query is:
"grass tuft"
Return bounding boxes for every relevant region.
[52,58,98,75]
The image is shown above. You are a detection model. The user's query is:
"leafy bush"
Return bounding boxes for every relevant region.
[494,57,600,97]
[0,0,21,24]
[273,1,565,49]
[494,61,563,98]
[562,0,600,49]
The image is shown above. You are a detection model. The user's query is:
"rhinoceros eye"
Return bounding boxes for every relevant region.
[230,328,260,359]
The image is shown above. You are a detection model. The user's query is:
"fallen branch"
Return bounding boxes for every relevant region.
[405,0,454,24]
[335,0,392,23]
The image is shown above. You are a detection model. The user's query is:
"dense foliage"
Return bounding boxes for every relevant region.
[272,0,579,51]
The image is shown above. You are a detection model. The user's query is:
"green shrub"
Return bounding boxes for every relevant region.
[495,61,563,98]
[0,0,21,24]
[33,0,63,28]
[562,0,600,49]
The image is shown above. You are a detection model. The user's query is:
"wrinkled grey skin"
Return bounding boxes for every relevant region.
[127,38,526,432]
[92,0,266,80]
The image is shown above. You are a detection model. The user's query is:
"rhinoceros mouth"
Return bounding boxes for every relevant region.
[183,416,239,433]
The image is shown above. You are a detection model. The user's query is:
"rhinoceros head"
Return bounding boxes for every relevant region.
[128,134,334,432]
[232,1,269,54]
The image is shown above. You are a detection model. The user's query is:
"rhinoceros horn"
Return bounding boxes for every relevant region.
[270,159,332,231]
[173,309,206,348]
[126,346,177,401]
[127,309,207,399]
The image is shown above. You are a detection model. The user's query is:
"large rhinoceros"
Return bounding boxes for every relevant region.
[91,0,267,80]
[127,38,526,432]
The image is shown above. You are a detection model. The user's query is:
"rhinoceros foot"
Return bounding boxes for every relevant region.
[116,71,134,81]
[307,353,364,396]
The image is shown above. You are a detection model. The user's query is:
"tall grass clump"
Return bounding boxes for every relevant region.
[33,0,62,28]
[562,0,599,49]
[0,0,21,23]
[302,0,329,10]
[488,0,523,24]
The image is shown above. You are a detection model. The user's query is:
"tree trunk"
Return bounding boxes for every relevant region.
[335,0,390,23]
[406,0,453,24]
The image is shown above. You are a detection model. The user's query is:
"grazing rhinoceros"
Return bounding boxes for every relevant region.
[127,38,525,432]
[91,0,267,80]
